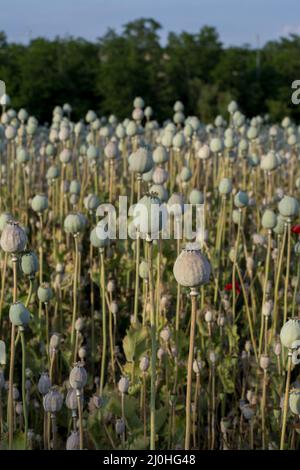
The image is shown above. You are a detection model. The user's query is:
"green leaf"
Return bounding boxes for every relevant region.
[123,323,149,363]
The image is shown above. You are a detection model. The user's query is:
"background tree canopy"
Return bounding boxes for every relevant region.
[0,18,300,123]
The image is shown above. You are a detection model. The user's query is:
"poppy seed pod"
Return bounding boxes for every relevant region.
[234,190,248,208]
[153,145,168,164]
[260,151,278,172]
[197,144,210,160]
[9,302,30,327]
[0,220,27,253]
[180,166,192,182]
[20,250,38,277]
[139,356,150,372]
[70,180,81,195]
[49,333,60,350]
[278,195,299,218]
[90,227,108,249]
[66,431,80,450]
[133,193,165,237]
[167,192,184,218]
[107,279,116,293]
[139,260,149,280]
[31,194,48,213]
[126,121,137,137]
[59,148,72,164]
[260,354,270,370]
[84,194,100,212]
[64,212,85,234]
[75,317,84,332]
[115,418,125,435]
[132,108,144,121]
[69,363,87,390]
[65,388,79,410]
[173,243,211,288]
[38,372,51,395]
[118,376,129,394]
[262,300,273,317]
[289,389,300,415]
[104,141,118,160]
[193,359,203,374]
[133,96,145,109]
[46,165,60,181]
[160,326,171,342]
[218,178,232,196]
[16,147,29,165]
[152,167,169,185]
[210,138,222,153]
[43,386,63,413]
[37,283,53,303]
[0,212,13,232]
[262,209,277,229]
[189,189,204,205]
[280,319,300,349]
[87,145,99,161]
[128,146,153,174]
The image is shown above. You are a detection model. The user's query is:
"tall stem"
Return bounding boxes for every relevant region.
[71,234,79,349]
[99,249,106,395]
[147,240,156,450]
[185,290,198,450]
[280,352,292,450]
[20,329,28,448]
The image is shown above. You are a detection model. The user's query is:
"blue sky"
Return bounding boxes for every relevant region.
[2,0,300,47]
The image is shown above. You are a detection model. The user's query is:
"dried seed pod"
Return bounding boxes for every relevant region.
[289,389,300,415]
[49,333,60,351]
[66,431,80,450]
[43,386,63,413]
[139,356,150,372]
[260,354,270,370]
[0,220,27,253]
[75,318,84,332]
[173,243,211,288]
[118,376,129,394]
[38,372,51,395]
[69,363,87,390]
[160,326,171,342]
[65,388,79,410]
[115,418,125,435]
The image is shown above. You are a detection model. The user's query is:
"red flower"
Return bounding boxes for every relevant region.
[224,281,241,295]
[292,225,300,234]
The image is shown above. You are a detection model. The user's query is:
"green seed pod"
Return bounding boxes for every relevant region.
[46,143,55,157]
[278,196,299,218]
[59,148,72,164]
[172,132,185,148]
[262,209,277,229]
[180,166,192,182]
[289,389,300,415]
[37,283,53,303]
[16,147,29,165]
[126,120,137,137]
[247,126,258,140]
[9,302,30,327]
[85,110,97,123]
[139,260,149,280]
[260,151,278,172]
[46,165,60,181]
[210,137,222,153]
[153,145,168,164]
[273,214,285,235]
[87,145,99,161]
[280,319,300,349]
[133,96,145,109]
[104,141,118,160]
[64,212,85,234]
[69,180,81,195]
[189,189,204,204]
[228,100,238,114]
[129,146,153,174]
[31,194,48,213]
[234,190,248,208]
[173,111,185,125]
[20,250,38,277]
[0,212,13,232]
[218,178,232,196]
[173,243,211,287]
[84,194,100,211]
[90,227,108,249]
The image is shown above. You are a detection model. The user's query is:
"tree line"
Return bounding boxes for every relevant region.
[0,18,300,123]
